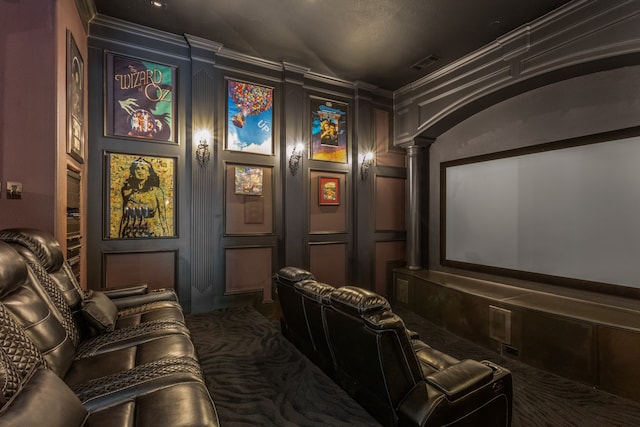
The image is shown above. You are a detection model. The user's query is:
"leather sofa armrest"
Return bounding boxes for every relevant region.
[425,359,494,401]
[0,368,88,427]
[110,289,179,309]
[101,284,149,298]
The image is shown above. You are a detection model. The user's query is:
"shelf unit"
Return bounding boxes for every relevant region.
[66,168,81,282]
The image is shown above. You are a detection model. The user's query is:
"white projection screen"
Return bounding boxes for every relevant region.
[443,128,640,291]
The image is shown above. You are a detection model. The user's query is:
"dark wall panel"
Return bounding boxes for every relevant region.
[374,241,404,297]
[375,176,405,232]
[309,171,346,233]
[225,247,273,302]
[309,243,347,286]
[598,326,640,402]
[104,251,175,290]
[520,310,596,386]
[375,108,404,168]
[225,164,273,235]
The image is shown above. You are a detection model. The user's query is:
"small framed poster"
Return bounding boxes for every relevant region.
[311,97,348,163]
[66,30,84,163]
[234,166,264,196]
[319,176,340,206]
[105,53,176,143]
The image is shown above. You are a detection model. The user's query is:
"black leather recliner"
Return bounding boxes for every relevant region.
[0,228,185,328]
[275,267,513,427]
[0,239,219,426]
[294,278,336,378]
[272,266,316,353]
[0,228,193,360]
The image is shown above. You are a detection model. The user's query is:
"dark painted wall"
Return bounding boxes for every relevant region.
[1,0,89,287]
[85,17,403,313]
[0,1,57,232]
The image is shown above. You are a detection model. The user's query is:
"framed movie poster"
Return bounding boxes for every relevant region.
[105,152,176,239]
[105,53,176,143]
[226,80,273,155]
[234,166,263,196]
[311,98,348,163]
[319,176,340,205]
[67,30,84,163]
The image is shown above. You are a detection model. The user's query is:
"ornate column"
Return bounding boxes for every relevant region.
[186,35,222,312]
[282,62,309,268]
[404,137,433,270]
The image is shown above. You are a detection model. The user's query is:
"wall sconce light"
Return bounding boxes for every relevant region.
[150,1,168,10]
[195,129,211,167]
[289,143,304,175]
[360,151,374,180]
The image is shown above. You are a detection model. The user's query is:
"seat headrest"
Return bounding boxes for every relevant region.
[273,266,315,285]
[0,228,64,273]
[329,286,391,315]
[0,241,29,298]
[362,309,406,331]
[295,279,334,303]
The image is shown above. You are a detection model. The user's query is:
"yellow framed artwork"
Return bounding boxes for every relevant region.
[105,152,176,239]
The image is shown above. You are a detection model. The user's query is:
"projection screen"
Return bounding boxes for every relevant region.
[443,128,640,290]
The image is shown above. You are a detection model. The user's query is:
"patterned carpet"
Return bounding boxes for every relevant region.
[185,306,380,426]
[186,305,640,427]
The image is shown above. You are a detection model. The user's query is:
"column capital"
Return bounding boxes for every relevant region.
[414,136,435,147]
[399,135,435,151]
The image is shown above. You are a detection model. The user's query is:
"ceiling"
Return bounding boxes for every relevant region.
[91,0,573,91]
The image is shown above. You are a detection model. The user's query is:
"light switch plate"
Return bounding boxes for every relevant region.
[6,181,22,199]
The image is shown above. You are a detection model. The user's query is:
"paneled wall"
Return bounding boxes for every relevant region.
[86,17,193,308]
[86,17,405,312]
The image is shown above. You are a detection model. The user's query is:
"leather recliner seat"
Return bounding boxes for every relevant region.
[0,228,185,329]
[0,240,219,426]
[272,266,316,353]
[293,278,336,378]
[0,229,194,361]
[275,267,513,427]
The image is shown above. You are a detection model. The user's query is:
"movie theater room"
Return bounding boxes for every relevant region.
[2,0,640,425]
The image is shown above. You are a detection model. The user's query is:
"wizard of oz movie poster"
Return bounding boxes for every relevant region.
[310,98,348,163]
[226,80,273,155]
[106,54,175,142]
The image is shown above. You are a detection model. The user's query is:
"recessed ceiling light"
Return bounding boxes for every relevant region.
[150,1,165,8]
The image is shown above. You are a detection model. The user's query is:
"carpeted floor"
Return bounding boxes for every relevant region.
[186,305,640,427]
[186,306,380,426]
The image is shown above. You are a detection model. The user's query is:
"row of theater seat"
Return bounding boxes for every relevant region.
[0,228,218,426]
[273,266,513,427]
